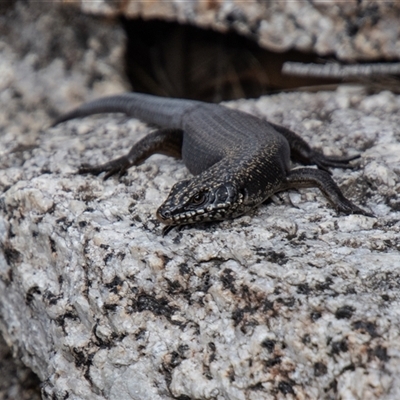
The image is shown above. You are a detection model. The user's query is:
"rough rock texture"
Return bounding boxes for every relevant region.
[2,78,400,400]
[0,1,130,397]
[0,0,128,151]
[76,0,400,62]
[2,2,400,400]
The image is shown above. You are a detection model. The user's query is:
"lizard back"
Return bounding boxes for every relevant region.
[180,103,289,175]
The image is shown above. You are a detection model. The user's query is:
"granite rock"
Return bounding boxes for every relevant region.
[1,2,400,400]
[77,0,400,61]
[2,85,400,398]
[0,1,129,397]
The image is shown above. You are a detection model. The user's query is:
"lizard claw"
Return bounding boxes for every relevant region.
[78,156,131,180]
[103,165,127,180]
[162,224,177,236]
[334,191,375,218]
[78,163,105,176]
[338,204,375,218]
[311,152,360,174]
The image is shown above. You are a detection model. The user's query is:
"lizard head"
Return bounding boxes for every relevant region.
[156,178,247,226]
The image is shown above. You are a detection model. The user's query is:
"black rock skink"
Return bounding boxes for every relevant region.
[52,93,373,232]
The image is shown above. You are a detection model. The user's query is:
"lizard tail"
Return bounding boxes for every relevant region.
[51,92,199,129]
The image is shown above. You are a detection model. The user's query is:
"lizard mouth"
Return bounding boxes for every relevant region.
[156,205,216,225]
[158,208,219,225]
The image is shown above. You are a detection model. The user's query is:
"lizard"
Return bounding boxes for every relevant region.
[52,92,373,233]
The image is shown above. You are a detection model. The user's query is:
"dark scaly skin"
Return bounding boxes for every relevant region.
[52,93,373,232]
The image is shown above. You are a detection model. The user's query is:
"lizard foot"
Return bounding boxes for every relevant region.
[284,168,374,217]
[78,155,131,180]
[308,152,360,174]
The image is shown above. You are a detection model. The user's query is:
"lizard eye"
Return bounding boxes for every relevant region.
[190,192,207,206]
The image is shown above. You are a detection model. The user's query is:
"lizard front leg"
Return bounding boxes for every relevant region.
[279,168,374,217]
[79,128,183,179]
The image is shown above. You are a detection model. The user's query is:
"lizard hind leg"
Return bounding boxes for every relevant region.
[269,122,360,173]
[280,168,374,217]
[78,128,183,180]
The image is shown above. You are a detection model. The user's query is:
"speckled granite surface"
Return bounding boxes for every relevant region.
[2,66,400,400]
[77,0,400,61]
[1,2,400,400]
[0,1,129,398]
